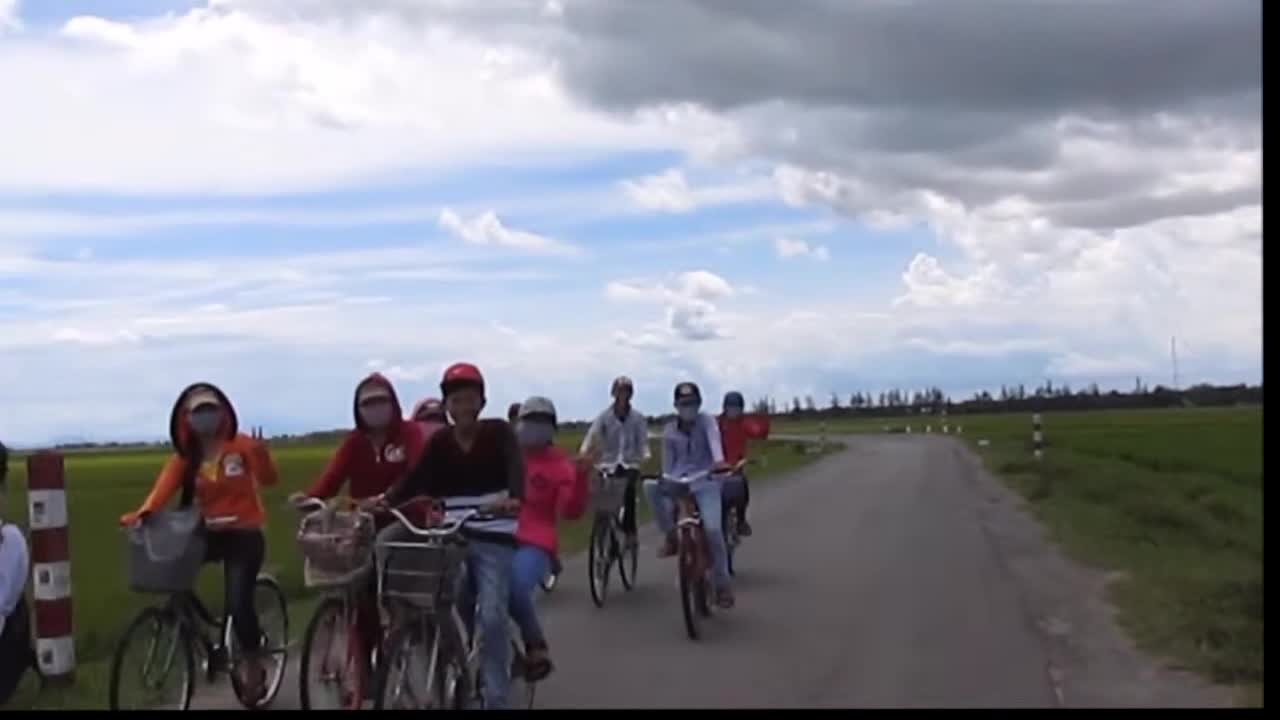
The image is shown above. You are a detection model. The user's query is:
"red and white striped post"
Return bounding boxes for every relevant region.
[26,451,75,684]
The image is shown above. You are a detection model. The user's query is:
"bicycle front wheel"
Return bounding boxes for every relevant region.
[373,619,444,710]
[227,575,289,709]
[299,596,364,710]
[617,507,639,590]
[587,515,613,608]
[678,537,702,641]
[109,606,194,711]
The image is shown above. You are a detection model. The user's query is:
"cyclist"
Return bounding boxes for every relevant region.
[119,383,279,703]
[288,373,426,696]
[644,381,735,609]
[579,376,649,550]
[509,396,589,681]
[369,362,523,709]
[718,391,753,536]
[0,439,35,707]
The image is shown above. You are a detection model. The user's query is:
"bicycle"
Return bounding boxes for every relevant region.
[719,459,750,577]
[648,465,739,641]
[109,515,289,710]
[587,463,640,608]
[370,499,540,710]
[292,496,379,710]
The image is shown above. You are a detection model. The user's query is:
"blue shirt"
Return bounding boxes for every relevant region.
[661,413,724,481]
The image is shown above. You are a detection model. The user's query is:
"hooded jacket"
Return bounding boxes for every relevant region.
[304,373,427,502]
[121,382,278,530]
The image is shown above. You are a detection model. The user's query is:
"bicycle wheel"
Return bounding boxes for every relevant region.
[299,596,364,710]
[587,515,613,608]
[373,620,443,710]
[617,507,639,590]
[677,535,701,641]
[227,575,290,709]
[109,606,194,710]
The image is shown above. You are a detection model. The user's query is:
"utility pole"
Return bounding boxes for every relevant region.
[1171,336,1180,390]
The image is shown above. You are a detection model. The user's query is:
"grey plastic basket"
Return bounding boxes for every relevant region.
[126,509,207,594]
[377,538,468,611]
[590,472,629,514]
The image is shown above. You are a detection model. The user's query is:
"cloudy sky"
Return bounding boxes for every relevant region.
[0,0,1261,445]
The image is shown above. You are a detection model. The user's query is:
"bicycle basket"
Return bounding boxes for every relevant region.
[296,509,376,589]
[126,508,207,594]
[590,471,629,513]
[377,538,468,610]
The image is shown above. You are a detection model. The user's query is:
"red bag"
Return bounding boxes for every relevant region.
[742,413,771,440]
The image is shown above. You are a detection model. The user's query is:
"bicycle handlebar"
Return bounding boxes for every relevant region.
[661,461,745,485]
[382,496,510,539]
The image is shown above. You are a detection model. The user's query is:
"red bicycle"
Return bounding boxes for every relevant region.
[292,496,379,710]
[652,462,743,641]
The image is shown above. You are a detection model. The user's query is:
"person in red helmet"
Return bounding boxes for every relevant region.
[370,362,524,709]
[288,373,427,698]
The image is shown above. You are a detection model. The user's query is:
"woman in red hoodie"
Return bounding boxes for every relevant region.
[508,396,589,681]
[289,373,426,700]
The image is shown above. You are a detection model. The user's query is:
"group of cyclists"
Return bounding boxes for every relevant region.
[117,363,759,709]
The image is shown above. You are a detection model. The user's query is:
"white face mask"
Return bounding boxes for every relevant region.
[360,404,393,429]
[677,405,700,423]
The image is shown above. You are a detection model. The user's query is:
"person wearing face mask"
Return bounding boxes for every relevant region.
[369,362,524,709]
[410,396,449,438]
[644,381,735,609]
[718,391,753,537]
[0,440,36,707]
[120,383,279,703]
[507,397,590,682]
[288,373,426,695]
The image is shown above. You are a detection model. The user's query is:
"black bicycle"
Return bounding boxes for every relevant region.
[587,463,641,608]
[109,515,290,710]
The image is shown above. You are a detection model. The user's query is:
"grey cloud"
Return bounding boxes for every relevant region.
[1044,186,1262,231]
[554,0,1259,118]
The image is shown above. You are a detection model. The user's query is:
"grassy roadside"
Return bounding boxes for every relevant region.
[7,434,835,710]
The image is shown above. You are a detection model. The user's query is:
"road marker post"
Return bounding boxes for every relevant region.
[1032,413,1044,462]
[27,451,76,685]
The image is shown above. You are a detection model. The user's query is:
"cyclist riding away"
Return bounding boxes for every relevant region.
[509,397,589,681]
[645,381,735,609]
[718,391,753,537]
[119,383,280,703]
[369,362,524,709]
[288,373,427,696]
[580,376,649,551]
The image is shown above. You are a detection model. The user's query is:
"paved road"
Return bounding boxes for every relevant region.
[199,435,1230,709]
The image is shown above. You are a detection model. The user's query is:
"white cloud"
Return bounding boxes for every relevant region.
[0,4,675,195]
[774,237,830,261]
[0,0,20,33]
[619,168,775,214]
[606,270,735,344]
[438,207,578,256]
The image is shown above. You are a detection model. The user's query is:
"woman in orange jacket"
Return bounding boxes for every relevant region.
[120,382,278,703]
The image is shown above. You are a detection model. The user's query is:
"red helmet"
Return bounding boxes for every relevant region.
[440,362,485,396]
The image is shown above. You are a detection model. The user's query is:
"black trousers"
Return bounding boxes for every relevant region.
[204,529,265,652]
[621,469,641,536]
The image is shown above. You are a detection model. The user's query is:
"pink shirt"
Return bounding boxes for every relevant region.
[514,445,590,555]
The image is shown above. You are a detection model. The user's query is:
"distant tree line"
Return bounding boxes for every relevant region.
[749,380,1263,420]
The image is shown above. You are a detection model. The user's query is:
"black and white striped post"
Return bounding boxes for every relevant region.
[1032,413,1044,461]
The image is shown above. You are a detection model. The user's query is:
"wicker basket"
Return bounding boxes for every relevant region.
[296,509,376,589]
[590,471,630,514]
[377,538,468,610]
